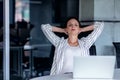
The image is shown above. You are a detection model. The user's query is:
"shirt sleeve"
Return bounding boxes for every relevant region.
[41,24,61,47]
[50,56,57,75]
[81,22,104,49]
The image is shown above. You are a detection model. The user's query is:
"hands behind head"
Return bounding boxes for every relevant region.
[63,28,82,35]
[63,28,68,35]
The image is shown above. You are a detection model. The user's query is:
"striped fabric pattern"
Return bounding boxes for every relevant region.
[41,22,104,75]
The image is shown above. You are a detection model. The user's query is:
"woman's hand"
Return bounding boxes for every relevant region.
[79,28,83,34]
[62,28,68,35]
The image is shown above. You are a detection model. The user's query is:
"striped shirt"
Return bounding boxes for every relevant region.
[41,22,104,75]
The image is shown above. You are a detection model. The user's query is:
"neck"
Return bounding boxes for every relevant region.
[68,35,79,46]
[68,36,78,42]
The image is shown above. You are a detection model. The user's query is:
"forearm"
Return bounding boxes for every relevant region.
[81,25,94,32]
[41,24,61,46]
[83,22,104,48]
[52,26,65,33]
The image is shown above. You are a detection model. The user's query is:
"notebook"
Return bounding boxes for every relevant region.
[73,56,116,79]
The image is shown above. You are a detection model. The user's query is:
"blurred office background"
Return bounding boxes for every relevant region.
[0,0,120,80]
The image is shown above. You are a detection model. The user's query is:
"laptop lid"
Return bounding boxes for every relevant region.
[73,56,116,79]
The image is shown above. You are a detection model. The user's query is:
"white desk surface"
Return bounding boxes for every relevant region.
[30,69,120,80]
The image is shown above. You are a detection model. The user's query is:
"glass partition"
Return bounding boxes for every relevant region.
[15,0,29,22]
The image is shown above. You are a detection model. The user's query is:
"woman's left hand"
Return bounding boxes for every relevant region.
[79,28,83,34]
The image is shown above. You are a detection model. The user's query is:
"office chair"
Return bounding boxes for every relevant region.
[113,42,120,68]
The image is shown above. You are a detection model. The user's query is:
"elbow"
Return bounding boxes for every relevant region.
[41,24,52,32]
[41,24,45,31]
[94,22,104,29]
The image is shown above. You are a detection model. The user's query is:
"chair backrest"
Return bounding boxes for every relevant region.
[49,44,96,69]
[89,45,96,55]
[113,42,120,68]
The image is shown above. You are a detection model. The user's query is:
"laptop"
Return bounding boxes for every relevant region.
[73,56,116,79]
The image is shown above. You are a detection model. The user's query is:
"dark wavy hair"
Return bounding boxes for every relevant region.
[64,17,81,28]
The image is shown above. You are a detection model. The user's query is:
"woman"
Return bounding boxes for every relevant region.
[41,17,104,75]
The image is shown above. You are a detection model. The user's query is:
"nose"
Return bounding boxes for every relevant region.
[71,26,75,28]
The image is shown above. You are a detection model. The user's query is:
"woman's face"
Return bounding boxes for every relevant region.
[66,19,80,36]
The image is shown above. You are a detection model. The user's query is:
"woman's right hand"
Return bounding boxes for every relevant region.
[62,28,68,35]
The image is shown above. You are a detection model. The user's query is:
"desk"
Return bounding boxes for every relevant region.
[24,44,52,77]
[0,44,51,78]
[30,69,120,80]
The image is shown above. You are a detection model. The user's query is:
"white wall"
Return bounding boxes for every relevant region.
[114,0,120,42]
[113,23,120,42]
[115,0,120,20]
[95,23,114,55]
[79,0,120,55]
[94,0,114,20]
[94,0,120,55]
